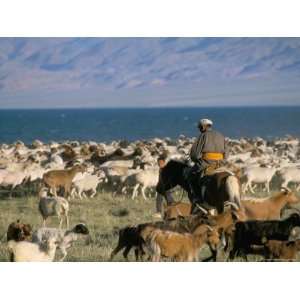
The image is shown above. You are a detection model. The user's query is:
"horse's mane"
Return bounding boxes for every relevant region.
[166,159,189,168]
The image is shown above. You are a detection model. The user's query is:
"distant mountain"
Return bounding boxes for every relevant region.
[0,38,300,107]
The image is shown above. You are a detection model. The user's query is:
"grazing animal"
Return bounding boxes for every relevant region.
[264,239,300,261]
[110,226,145,261]
[278,167,300,191]
[32,223,90,261]
[7,237,58,262]
[38,188,70,228]
[242,166,277,194]
[71,173,104,199]
[43,164,86,197]
[7,220,32,242]
[145,224,220,262]
[241,188,299,220]
[229,213,300,260]
[156,160,241,214]
[163,202,192,220]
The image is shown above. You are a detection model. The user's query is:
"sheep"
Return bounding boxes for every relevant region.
[125,167,159,200]
[42,164,86,198]
[145,224,220,262]
[241,188,299,220]
[7,237,58,262]
[7,220,32,242]
[242,166,277,194]
[32,223,90,261]
[229,213,300,260]
[71,173,105,199]
[277,167,300,191]
[38,187,69,228]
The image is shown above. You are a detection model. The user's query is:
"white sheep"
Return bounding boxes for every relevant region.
[71,173,104,199]
[7,237,58,262]
[124,167,159,200]
[242,166,278,194]
[38,188,70,228]
[32,223,90,261]
[278,167,300,191]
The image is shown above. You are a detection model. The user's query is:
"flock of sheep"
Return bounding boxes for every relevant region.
[1,134,300,262]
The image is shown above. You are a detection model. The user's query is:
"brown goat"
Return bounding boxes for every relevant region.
[43,164,86,197]
[7,220,32,242]
[145,224,220,262]
[264,240,300,261]
[241,189,299,220]
[163,202,192,220]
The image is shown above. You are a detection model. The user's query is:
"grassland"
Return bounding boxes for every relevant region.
[0,187,299,262]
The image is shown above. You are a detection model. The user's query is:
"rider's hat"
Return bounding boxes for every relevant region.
[198,118,213,128]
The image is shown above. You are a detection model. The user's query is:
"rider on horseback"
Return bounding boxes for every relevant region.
[188,118,226,208]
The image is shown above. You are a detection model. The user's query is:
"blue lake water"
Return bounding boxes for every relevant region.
[0,107,299,144]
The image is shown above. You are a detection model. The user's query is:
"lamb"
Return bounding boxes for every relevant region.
[32,223,90,261]
[43,164,86,197]
[7,237,58,262]
[38,187,70,228]
[145,224,220,262]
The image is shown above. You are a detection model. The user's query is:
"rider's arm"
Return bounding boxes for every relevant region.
[190,134,205,163]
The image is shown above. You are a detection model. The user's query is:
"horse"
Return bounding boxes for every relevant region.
[156,160,241,214]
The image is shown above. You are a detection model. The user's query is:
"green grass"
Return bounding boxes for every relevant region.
[0,188,299,262]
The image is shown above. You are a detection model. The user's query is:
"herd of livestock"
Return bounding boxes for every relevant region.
[1,134,300,262]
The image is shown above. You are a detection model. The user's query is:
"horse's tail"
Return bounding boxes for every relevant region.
[225,175,241,209]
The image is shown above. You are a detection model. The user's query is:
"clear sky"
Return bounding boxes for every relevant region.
[0,37,300,108]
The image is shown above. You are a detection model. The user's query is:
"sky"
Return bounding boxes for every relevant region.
[0,37,300,108]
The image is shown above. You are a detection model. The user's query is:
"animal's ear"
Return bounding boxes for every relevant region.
[218,228,224,236]
[231,211,238,221]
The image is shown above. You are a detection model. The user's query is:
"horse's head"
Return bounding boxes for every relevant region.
[156,160,188,194]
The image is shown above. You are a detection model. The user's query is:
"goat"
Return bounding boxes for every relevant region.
[110,226,145,261]
[163,202,192,220]
[32,223,90,261]
[43,164,85,197]
[229,213,300,260]
[7,220,32,242]
[38,188,70,228]
[110,215,211,261]
[7,237,58,262]
[145,224,220,262]
[263,239,300,261]
[241,188,299,220]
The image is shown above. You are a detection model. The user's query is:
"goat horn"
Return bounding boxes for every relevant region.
[281,187,291,193]
[224,201,239,211]
[205,225,214,232]
[195,204,208,215]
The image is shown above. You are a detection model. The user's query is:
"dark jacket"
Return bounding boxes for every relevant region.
[190,128,226,167]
